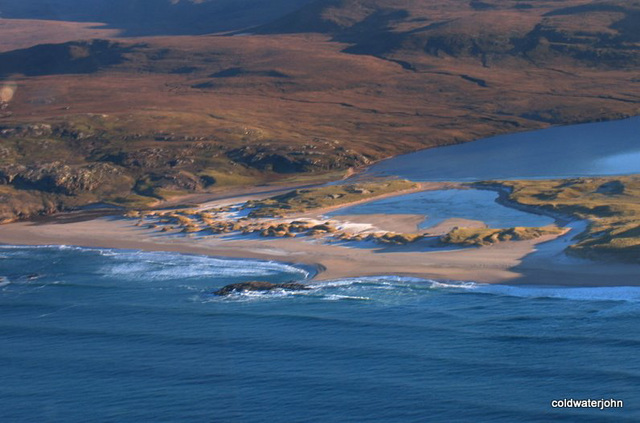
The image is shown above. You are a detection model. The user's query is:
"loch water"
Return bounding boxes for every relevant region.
[363,117,640,181]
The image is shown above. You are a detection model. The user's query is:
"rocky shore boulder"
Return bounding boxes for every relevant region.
[213,281,310,296]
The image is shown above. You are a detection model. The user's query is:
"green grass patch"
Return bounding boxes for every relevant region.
[441,226,565,247]
[245,179,418,217]
[481,176,640,263]
[107,194,158,209]
[198,169,260,187]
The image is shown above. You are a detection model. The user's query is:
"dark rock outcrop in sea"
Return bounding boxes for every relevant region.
[213,281,311,296]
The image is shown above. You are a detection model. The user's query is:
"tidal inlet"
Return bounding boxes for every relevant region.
[1,1,639,422]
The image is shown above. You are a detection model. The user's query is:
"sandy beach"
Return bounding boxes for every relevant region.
[1,185,639,287]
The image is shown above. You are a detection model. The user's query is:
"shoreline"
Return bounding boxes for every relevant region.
[2,185,640,287]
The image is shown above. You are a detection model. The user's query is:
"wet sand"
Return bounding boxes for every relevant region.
[0,213,538,283]
[1,206,639,286]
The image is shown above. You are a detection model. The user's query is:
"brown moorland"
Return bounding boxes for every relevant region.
[0,0,639,222]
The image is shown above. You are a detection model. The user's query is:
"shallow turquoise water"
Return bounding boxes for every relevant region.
[329,189,555,229]
[1,245,639,422]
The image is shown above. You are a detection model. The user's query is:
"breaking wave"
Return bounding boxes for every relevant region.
[213,276,640,303]
[99,250,310,280]
[2,245,639,304]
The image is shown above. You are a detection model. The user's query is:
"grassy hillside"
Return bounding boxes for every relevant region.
[0,1,639,221]
[258,0,640,68]
[245,179,417,217]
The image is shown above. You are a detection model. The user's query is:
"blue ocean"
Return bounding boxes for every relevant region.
[1,245,639,422]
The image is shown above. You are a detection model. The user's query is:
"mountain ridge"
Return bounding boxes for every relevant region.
[255,0,640,68]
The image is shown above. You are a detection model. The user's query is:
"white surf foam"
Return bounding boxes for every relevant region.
[470,284,640,302]
[322,294,372,301]
[100,251,310,281]
[0,244,310,281]
[429,281,479,290]
[0,244,87,251]
[314,277,640,303]
[3,245,638,303]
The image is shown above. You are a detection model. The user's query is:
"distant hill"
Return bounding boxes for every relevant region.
[0,0,315,35]
[256,0,640,68]
[0,40,137,77]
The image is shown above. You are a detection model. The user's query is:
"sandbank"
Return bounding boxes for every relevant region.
[1,203,638,287]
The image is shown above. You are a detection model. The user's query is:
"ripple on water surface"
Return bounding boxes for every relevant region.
[1,246,639,421]
[363,117,640,181]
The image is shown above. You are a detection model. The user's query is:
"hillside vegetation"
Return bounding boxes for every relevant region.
[260,0,640,68]
[245,179,418,217]
[488,176,640,263]
[0,1,639,221]
[441,226,565,247]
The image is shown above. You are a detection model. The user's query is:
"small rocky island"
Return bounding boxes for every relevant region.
[214,281,311,296]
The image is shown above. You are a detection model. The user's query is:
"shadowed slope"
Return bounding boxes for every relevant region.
[0,1,639,222]
[0,0,315,36]
[257,0,640,68]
